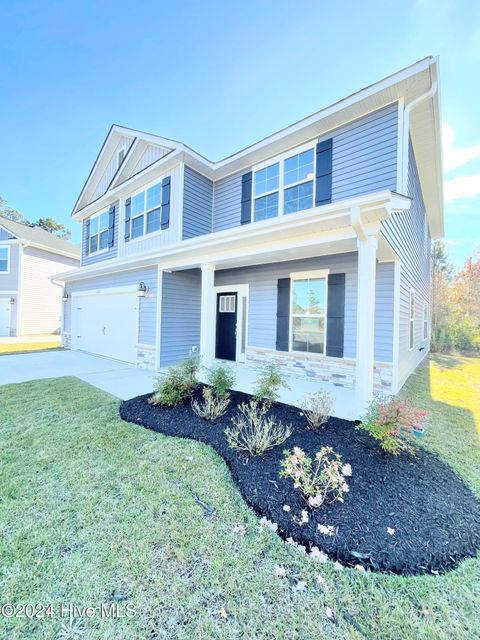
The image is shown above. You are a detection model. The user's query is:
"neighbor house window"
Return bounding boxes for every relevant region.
[423,302,429,340]
[88,211,109,254]
[291,272,327,354]
[253,163,279,221]
[409,289,416,350]
[0,246,9,272]
[130,182,162,239]
[252,146,315,221]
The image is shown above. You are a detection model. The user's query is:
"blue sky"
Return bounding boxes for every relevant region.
[0,0,479,267]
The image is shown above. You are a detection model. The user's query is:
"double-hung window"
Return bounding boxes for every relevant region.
[253,163,279,221]
[89,211,109,254]
[423,302,429,340]
[252,145,315,221]
[409,289,416,350]
[130,182,162,239]
[291,272,327,354]
[0,246,9,272]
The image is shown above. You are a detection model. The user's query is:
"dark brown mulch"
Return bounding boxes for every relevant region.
[120,387,480,575]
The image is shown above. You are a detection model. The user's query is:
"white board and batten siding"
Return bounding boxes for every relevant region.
[381,138,430,388]
[90,136,135,203]
[20,247,78,335]
[133,145,170,174]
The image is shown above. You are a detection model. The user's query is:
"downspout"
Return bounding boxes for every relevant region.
[401,75,438,192]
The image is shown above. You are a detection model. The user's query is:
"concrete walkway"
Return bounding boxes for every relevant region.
[0,350,157,399]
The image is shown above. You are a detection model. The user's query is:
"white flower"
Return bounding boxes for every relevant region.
[274,564,286,577]
[283,504,291,512]
[310,546,328,562]
[293,446,304,457]
[387,527,395,536]
[308,495,323,508]
[341,483,349,493]
[341,463,352,477]
[292,580,307,592]
[300,510,309,524]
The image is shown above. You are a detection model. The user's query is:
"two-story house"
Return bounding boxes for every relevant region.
[0,217,79,337]
[55,57,443,418]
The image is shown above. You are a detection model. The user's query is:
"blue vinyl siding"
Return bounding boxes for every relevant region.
[212,171,243,231]
[182,166,213,239]
[381,137,430,387]
[209,104,398,233]
[63,266,158,345]
[81,202,119,266]
[375,262,395,362]
[160,269,201,366]
[215,253,393,362]
[0,227,15,240]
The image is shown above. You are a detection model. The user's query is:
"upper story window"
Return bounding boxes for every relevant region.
[130,182,163,239]
[291,270,327,354]
[89,211,109,254]
[252,145,315,222]
[0,246,9,273]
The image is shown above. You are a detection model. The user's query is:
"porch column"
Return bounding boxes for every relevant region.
[355,236,378,417]
[200,262,216,366]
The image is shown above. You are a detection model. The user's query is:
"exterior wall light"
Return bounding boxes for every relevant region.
[137,282,148,298]
[62,291,69,302]
[10,297,15,304]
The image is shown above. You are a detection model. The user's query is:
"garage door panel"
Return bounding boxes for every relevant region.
[72,292,139,363]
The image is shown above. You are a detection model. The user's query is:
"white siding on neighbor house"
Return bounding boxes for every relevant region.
[160,269,201,366]
[118,164,182,258]
[214,253,394,362]
[381,137,430,388]
[20,247,79,335]
[64,267,158,345]
[210,104,398,233]
[133,145,170,174]
[90,135,135,203]
[182,166,213,239]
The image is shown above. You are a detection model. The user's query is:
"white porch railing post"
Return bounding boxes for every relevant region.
[200,262,216,366]
[355,236,378,418]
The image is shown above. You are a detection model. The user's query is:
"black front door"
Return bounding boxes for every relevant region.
[215,292,237,361]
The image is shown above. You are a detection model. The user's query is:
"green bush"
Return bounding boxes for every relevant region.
[191,387,230,421]
[206,363,235,399]
[150,356,200,407]
[253,361,289,408]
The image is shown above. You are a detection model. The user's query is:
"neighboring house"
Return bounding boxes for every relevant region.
[0,217,80,337]
[55,57,443,417]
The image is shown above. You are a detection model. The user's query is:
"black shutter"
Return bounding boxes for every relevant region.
[124,197,131,242]
[276,278,291,351]
[84,218,90,255]
[161,176,170,229]
[326,273,345,357]
[241,171,252,225]
[315,139,333,206]
[108,203,115,248]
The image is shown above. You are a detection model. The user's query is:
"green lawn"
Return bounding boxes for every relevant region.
[0,356,479,639]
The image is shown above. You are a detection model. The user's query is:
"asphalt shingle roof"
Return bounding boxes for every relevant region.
[0,216,80,258]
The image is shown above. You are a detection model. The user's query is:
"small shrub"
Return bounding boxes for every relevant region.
[300,391,333,429]
[225,400,292,456]
[206,364,235,399]
[191,387,230,421]
[358,397,428,455]
[150,356,200,407]
[280,446,351,507]
[253,361,289,408]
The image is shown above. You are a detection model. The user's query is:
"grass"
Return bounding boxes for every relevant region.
[0,341,61,354]
[0,356,479,639]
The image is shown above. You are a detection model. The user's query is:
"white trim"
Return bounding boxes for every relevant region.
[288,269,329,355]
[214,283,249,363]
[71,284,138,298]
[423,300,429,341]
[200,263,216,366]
[128,177,164,241]
[391,258,401,393]
[155,266,163,369]
[396,97,405,192]
[86,208,110,256]
[408,288,416,351]
[177,163,185,243]
[0,245,11,274]
[0,290,17,294]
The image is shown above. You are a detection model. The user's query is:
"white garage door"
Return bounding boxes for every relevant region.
[71,291,139,363]
[0,298,11,337]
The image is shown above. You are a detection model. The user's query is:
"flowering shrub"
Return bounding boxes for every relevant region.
[191,387,230,421]
[358,397,428,455]
[300,391,333,429]
[225,400,292,456]
[280,446,351,508]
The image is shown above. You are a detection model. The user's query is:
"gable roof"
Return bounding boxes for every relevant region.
[0,216,80,259]
[71,57,443,237]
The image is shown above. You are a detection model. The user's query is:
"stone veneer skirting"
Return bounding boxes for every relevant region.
[245,348,392,392]
[136,344,156,369]
[63,332,71,349]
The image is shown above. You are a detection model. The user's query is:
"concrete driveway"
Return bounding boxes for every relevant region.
[0,350,157,399]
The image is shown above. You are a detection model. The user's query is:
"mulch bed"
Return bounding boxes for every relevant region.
[120,387,480,575]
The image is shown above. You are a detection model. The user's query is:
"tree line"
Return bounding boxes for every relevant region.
[0,195,72,239]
